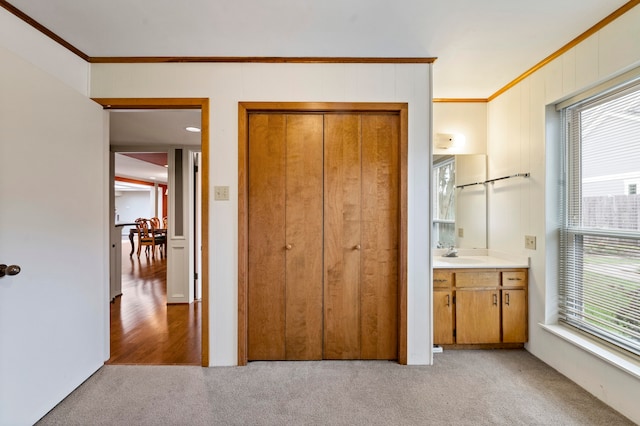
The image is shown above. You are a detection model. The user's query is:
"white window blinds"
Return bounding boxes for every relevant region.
[560,78,640,357]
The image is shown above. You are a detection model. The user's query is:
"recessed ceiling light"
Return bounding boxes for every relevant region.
[186,126,201,133]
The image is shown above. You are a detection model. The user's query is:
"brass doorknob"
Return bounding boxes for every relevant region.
[285,244,293,250]
[0,264,21,277]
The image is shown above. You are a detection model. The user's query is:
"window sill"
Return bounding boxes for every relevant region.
[539,323,640,380]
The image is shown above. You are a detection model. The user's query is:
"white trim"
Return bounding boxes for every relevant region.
[556,65,640,110]
[539,323,640,380]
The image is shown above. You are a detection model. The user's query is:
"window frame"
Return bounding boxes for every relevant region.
[559,77,640,358]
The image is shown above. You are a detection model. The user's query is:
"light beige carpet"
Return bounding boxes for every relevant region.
[36,350,634,425]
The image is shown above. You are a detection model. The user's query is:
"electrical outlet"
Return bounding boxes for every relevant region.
[458,228,464,238]
[214,185,230,201]
[525,235,536,250]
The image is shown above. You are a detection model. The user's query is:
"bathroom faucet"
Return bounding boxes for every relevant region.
[443,246,458,257]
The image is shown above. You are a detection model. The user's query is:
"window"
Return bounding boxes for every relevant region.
[560,78,640,356]
[433,156,455,248]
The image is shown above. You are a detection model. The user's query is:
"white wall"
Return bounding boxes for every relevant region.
[0,7,90,95]
[433,102,487,156]
[487,4,640,423]
[90,62,433,366]
[115,190,154,221]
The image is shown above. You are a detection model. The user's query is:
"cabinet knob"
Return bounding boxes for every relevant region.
[285,244,292,250]
[354,244,361,250]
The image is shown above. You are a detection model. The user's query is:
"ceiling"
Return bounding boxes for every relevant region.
[114,153,168,187]
[110,110,202,147]
[4,0,632,98]
[4,1,634,183]
[111,110,201,186]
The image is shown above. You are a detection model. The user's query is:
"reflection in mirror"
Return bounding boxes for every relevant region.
[433,156,455,248]
[432,154,487,249]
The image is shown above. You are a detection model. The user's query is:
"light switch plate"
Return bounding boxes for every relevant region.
[458,228,464,238]
[214,185,230,201]
[525,235,536,250]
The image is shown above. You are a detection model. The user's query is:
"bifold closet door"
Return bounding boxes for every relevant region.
[360,114,399,360]
[247,113,323,360]
[324,113,399,360]
[324,114,363,359]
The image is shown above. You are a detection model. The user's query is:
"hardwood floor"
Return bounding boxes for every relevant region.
[108,243,201,365]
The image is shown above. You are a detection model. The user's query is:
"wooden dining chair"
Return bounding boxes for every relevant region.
[149,217,161,230]
[150,217,167,257]
[135,218,156,258]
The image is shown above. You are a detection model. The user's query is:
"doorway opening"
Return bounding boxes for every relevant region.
[97,98,210,367]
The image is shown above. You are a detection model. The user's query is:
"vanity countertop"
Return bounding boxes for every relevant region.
[432,249,529,269]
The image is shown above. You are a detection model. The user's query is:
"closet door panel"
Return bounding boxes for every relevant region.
[324,114,362,359]
[361,114,399,359]
[247,114,286,360]
[285,114,324,360]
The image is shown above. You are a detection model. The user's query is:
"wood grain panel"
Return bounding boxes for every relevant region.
[238,102,408,365]
[360,114,399,360]
[456,290,500,344]
[502,289,527,343]
[324,114,362,359]
[433,290,454,345]
[502,271,527,288]
[455,271,500,288]
[433,270,453,289]
[285,114,324,360]
[247,113,286,360]
[108,249,201,365]
[90,56,436,64]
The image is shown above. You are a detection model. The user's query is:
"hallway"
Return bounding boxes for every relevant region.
[108,242,201,365]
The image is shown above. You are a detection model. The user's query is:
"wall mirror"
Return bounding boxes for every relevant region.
[432,154,487,249]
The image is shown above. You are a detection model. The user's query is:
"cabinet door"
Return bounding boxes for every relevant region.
[434,290,454,345]
[456,290,500,344]
[502,289,527,343]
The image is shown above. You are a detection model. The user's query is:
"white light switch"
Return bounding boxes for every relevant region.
[214,186,230,201]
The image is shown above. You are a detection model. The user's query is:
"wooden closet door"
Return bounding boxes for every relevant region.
[248,113,324,361]
[247,113,287,360]
[284,114,324,360]
[324,114,362,359]
[360,114,399,359]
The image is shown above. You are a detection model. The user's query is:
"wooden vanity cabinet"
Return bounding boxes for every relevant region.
[433,271,454,345]
[433,268,528,347]
[501,271,527,343]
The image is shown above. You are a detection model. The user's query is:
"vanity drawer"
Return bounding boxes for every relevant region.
[433,270,453,288]
[455,271,500,288]
[502,271,527,287]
